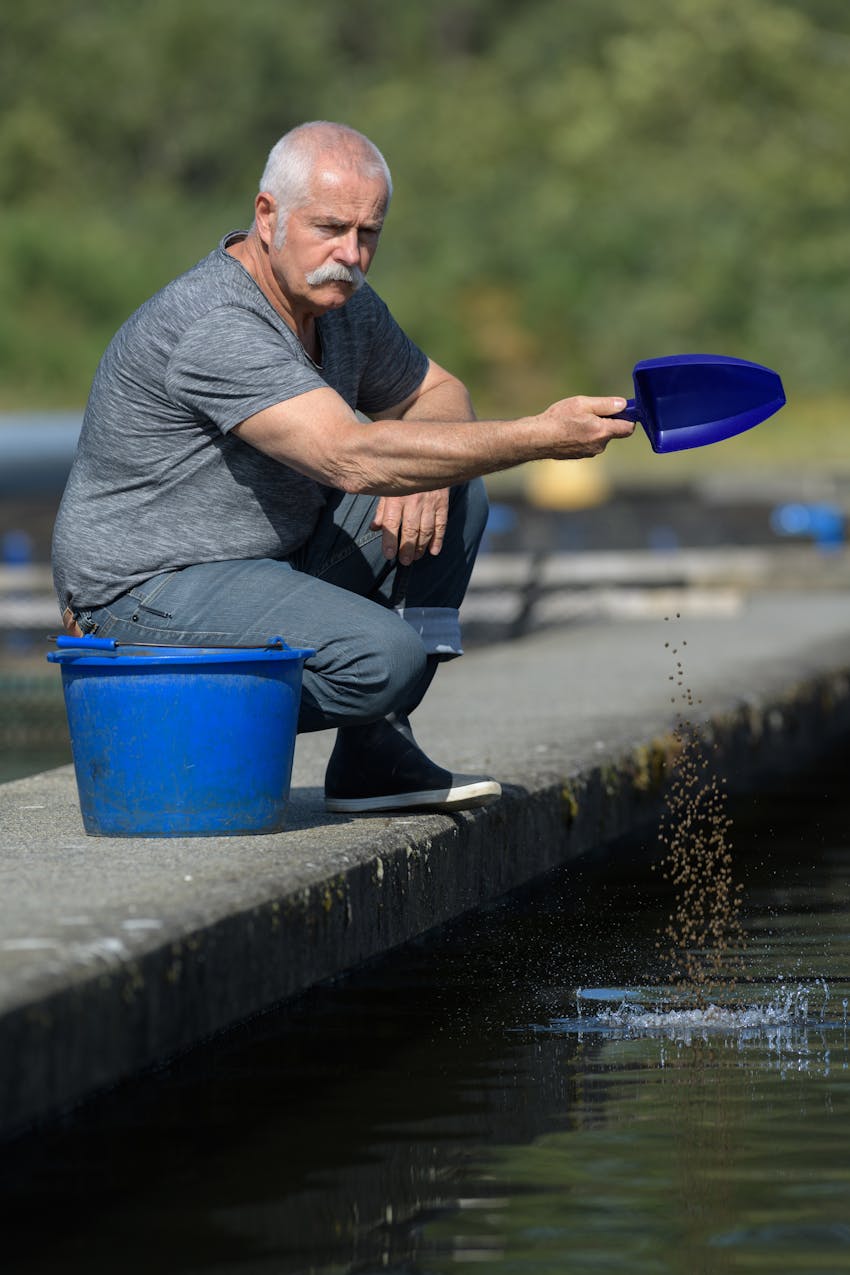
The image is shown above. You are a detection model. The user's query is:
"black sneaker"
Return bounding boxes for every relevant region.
[324,715,502,815]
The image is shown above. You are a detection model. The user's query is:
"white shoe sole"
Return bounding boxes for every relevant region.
[325,778,502,815]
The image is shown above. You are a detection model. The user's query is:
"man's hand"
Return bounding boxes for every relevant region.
[372,490,451,564]
[541,396,635,457]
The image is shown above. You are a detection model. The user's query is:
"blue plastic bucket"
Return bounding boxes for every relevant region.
[47,635,315,838]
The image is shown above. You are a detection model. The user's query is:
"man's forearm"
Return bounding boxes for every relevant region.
[342,413,567,494]
[236,387,632,496]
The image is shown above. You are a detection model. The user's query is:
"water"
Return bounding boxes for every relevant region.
[3,752,850,1272]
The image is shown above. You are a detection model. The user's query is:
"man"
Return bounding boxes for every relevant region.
[52,121,634,815]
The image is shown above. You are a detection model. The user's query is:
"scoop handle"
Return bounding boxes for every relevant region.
[618,398,642,424]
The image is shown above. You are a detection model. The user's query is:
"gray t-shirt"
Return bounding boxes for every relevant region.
[52,232,429,612]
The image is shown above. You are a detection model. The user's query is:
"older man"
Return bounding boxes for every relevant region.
[52,121,633,814]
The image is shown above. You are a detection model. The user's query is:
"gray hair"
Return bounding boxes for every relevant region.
[258,121,393,249]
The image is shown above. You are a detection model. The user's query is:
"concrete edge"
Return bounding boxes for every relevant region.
[3,664,850,1138]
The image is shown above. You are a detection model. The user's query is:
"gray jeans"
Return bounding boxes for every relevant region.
[78,480,489,733]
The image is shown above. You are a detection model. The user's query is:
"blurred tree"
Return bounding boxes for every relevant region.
[0,0,847,414]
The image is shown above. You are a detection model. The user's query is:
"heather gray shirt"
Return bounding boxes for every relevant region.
[52,232,429,612]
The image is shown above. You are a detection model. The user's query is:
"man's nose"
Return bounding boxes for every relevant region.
[333,229,361,265]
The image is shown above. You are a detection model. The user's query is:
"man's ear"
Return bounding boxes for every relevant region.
[254,192,277,247]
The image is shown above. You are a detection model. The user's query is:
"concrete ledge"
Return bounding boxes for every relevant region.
[3,589,850,1137]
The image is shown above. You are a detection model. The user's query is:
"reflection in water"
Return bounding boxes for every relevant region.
[3,750,850,1272]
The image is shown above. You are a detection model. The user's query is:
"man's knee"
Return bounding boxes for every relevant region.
[300,611,427,728]
[366,618,428,716]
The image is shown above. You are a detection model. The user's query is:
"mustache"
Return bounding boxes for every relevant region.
[305,262,366,290]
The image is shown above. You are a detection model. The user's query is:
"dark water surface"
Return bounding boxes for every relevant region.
[3,749,850,1273]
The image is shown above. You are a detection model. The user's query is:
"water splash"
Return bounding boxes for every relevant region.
[594,985,814,1038]
[535,982,842,1047]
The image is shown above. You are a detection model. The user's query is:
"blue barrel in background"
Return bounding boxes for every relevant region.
[47,636,314,837]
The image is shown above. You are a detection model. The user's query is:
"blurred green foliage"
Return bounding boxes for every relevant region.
[1,0,848,426]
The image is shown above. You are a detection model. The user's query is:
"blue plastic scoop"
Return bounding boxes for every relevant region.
[620,353,786,453]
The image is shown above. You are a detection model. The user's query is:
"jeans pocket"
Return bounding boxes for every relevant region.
[127,570,180,618]
[92,571,181,636]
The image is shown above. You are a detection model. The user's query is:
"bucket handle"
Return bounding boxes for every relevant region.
[50,634,296,651]
[54,635,118,651]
